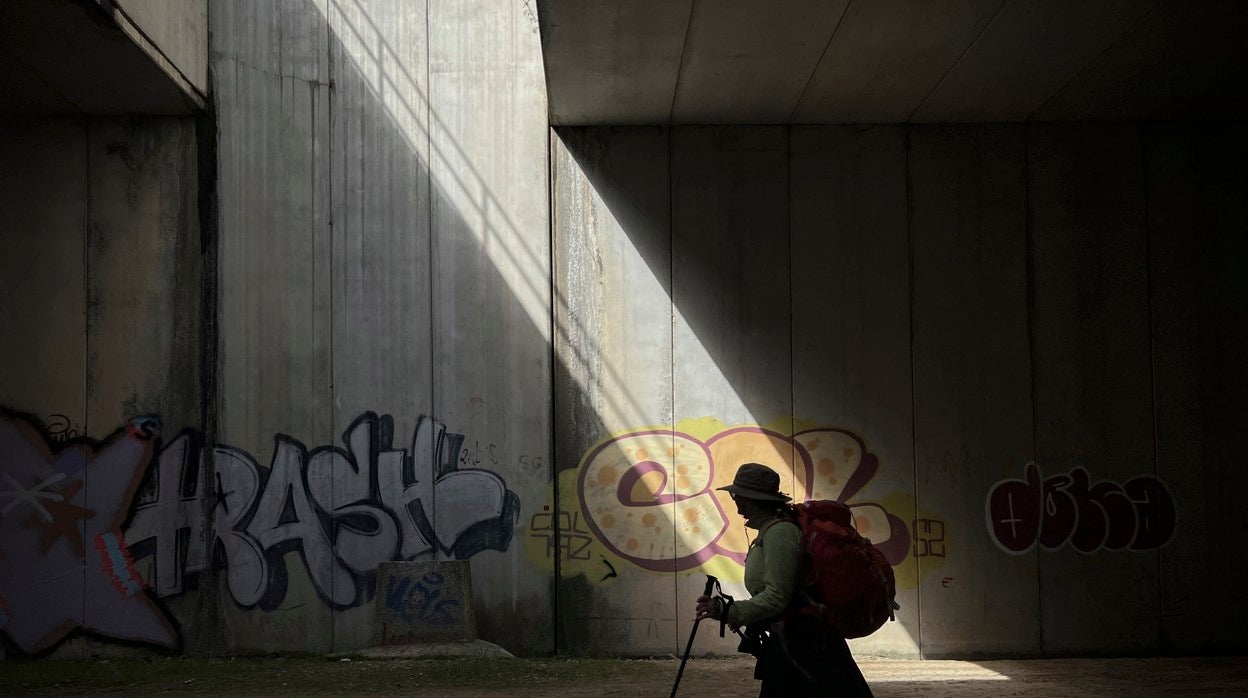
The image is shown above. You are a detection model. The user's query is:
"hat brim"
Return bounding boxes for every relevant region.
[716,484,791,502]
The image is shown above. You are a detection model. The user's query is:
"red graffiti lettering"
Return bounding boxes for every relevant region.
[986,463,1175,554]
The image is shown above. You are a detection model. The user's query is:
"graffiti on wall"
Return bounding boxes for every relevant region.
[986,462,1176,554]
[0,408,521,655]
[526,418,941,585]
[912,518,946,559]
[0,412,178,655]
[44,413,83,443]
[210,412,521,609]
[126,430,205,599]
[528,504,594,561]
[383,570,461,628]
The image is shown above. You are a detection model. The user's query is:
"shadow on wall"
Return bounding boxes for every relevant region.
[8,1,1223,662]
[298,0,615,653]
[545,126,928,655]
[544,124,1194,659]
[0,0,619,658]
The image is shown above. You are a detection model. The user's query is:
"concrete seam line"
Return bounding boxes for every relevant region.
[787,0,854,123]
[786,125,795,494]
[1026,0,1167,122]
[667,0,698,124]
[668,125,678,657]
[1022,122,1045,657]
[1138,124,1164,652]
[82,118,92,650]
[903,124,922,659]
[905,0,1012,123]
[547,127,561,655]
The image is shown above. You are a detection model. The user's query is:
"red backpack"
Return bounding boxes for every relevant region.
[788,500,899,639]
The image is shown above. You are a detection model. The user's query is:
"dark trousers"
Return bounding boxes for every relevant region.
[755,616,872,697]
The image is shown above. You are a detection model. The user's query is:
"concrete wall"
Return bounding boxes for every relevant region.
[1,0,552,658]
[2,4,1242,662]
[209,0,551,655]
[551,123,1248,658]
[0,116,203,657]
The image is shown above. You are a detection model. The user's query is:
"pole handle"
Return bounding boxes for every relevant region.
[701,575,717,597]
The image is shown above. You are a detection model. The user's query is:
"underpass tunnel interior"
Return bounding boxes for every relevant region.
[0,0,1246,663]
[542,0,1248,659]
[550,122,1247,659]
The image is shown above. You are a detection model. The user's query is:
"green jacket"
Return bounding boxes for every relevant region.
[724,514,803,627]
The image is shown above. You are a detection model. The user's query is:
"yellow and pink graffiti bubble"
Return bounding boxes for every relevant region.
[577,425,912,573]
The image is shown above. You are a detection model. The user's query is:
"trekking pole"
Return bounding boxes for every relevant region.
[670,574,717,698]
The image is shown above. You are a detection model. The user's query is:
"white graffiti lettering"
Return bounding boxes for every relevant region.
[120,411,519,610]
[127,432,207,597]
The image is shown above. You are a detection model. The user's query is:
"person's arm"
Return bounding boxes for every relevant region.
[723,522,802,627]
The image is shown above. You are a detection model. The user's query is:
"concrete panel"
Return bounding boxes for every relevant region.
[539,0,693,125]
[672,1,849,123]
[0,120,88,425]
[429,0,553,654]
[0,119,88,659]
[789,125,916,658]
[114,0,209,94]
[1028,124,1159,655]
[908,125,1039,657]
[551,127,676,655]
[85,118,201,441]
[213,0,334,654]
[913,0,1157,122]
[1145,124,1248,654]
[670,126,790,655]
[794,0,1007,123]
[83,117,205,652]
[1033,0,1248,121]
[326,0,431,651]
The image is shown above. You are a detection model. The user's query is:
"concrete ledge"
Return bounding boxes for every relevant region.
[374,561,478,645]
[0,0,204,114]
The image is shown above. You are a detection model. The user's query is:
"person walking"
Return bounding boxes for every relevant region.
[694,462,872,697]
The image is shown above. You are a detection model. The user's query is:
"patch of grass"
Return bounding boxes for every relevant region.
[0,656,656,695]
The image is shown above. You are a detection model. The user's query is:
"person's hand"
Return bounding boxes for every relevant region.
[694,594,723,621]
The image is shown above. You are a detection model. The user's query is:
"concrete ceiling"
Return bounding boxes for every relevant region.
[0,0,202,116]
[538,0,1248,124]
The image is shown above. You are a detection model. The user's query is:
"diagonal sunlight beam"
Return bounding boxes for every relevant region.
[320,0,760,445]
[319,5,780,651]
[552,133,754,432]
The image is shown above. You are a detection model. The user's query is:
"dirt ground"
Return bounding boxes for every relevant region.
[446,656,1247,697]
[3,655,1245,696]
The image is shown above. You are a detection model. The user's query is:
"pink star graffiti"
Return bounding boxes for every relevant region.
[0,411,177,655]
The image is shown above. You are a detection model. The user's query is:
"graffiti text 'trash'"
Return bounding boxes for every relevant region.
[0,409,521,654]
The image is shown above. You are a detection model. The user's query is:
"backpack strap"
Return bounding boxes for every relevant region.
[754,518,782,545]
[752,513,798,548]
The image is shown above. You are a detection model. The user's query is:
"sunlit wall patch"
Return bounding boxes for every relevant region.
[525,419,939,585]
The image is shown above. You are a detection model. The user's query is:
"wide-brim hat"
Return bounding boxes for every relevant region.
[717,462,791,502]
